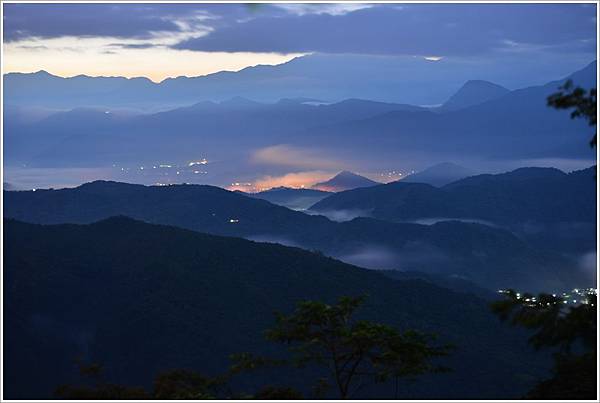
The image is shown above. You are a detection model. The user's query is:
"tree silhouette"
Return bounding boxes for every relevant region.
[547,80,597,148]
[153,369,222,399]
[492,84,598,398]
[265,295,451,399]
[54,359,150,399]
[252,385,304,399]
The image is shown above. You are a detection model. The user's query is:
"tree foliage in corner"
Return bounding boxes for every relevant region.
[491,290,597,399]
[265,295,451,399]
[548,79,597,148]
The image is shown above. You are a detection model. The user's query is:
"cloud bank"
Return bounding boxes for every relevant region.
[251,145,345,170]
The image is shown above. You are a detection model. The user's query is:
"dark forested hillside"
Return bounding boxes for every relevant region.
[4,180,584,291]
[310,166,597,256]
[4,217,552,399]
[311,166,596,225]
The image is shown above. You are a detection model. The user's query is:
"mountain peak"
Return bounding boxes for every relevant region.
[441,80,510,111]
[336,170,360,178]
[34,70,54,76]
[464,79,504,87]
[312,171,379,192]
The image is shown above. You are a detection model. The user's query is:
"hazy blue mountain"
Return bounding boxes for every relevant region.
[3,180,586,291]
[4,62,596,170]
[2,55,441,109]
[2,54,550,109]
[3,69,157,108]
[3,96,425,167]
[440,80,510,111]
[311,166,596,224]
[276,97,324,105]
[297,61,597,160]
[219,96,265,109]
[4,217,552,399]
[403,162,475,187]
[313,171,380,192]
[5,55,593,111]
[245,187,332,210]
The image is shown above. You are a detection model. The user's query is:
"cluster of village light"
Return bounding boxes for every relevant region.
[376,169,420,181]
[498,288,597,307]
[114,159,209,186]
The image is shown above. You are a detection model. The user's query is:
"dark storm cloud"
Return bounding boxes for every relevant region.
[175,4,597,56]
[4,4,177,41]
[4,3,596,58]
[3,3,255,42]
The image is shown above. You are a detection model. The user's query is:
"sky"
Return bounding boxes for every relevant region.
[3,2,597,82]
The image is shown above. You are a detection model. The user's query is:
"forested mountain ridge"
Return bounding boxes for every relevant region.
[4,217,552,399]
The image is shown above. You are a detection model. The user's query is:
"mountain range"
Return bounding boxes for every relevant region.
[4,217,552,399]
[2,53,564,109]
[310,166,597,257]
[403,162,475,187]
[4,170,593,291]
[4,61,595,175]
[439,80,510,111]
[312,171,379,192]
[310,166,596,225]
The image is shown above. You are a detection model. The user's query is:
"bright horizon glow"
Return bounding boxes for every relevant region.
[3,36,304,82]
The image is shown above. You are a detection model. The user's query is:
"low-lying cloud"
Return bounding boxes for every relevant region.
[337,246,399,269]
[410,217,498,227]
[251,145,345,170]
[337,242,450,271]
[307,209,372,222]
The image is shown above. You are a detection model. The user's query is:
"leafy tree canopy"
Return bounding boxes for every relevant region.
[265,295,451,399]
[548,80,597,148]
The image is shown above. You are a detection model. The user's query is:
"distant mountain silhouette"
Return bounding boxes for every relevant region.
[245,187,331,210]
[5,217,553,399]
[0,54,520,108]
[293,61,597,160]
[313,171,379,192]
[311,166,596,224]
[310,166,597,256]
[219,96,265,109]
[4,179,586,291]
[3,96,427,166]
[403,162,475,187]
[440,80,509,111]
[4,62,596,167]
